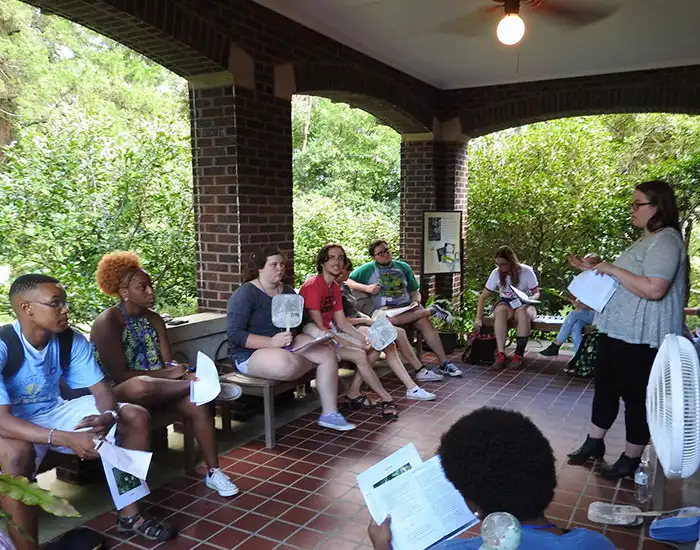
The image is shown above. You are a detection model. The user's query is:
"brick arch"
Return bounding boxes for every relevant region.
[294,64,433,134]
[21,0,228,78]
[443,66,700,138]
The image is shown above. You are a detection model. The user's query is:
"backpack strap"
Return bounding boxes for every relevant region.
[58,328,74,374]
[0,324,24,381]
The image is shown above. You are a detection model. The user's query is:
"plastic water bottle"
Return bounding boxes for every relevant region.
[634,447,651,504]
[294,383,307,400]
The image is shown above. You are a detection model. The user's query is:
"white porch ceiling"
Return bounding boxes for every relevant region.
[252,0,700,89]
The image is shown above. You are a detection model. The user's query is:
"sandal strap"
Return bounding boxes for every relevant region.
[380,400,398,419]
[118,513,177,541]
[346,393,374,409]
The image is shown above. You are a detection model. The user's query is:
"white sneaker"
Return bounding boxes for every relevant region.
[415,367,444,382]
[205,468,239,497]
[219,383,242,401]
[436,362,463,377]
[406,386,436,401]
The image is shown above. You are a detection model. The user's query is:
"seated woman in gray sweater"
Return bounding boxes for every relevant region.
[226,246,355,432]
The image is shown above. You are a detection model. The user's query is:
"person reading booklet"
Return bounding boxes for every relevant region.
[368,408,614,550]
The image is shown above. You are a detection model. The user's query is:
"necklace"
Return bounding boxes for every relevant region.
[120,303,155,371]
[256,278,282,297]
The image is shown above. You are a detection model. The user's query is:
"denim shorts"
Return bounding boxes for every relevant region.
[235,358,250,375]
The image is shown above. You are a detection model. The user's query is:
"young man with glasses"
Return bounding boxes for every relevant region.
[0,274,176,549]
[346,240,463,377]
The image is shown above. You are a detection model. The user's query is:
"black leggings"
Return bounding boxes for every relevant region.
[591,334,658,446]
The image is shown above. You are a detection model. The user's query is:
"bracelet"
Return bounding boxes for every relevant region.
[47,428,56,446]
[103,409,119,422]
[165,361,179,367]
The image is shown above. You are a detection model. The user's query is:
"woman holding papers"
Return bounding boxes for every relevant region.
[567,180,688,480]
[474,246,540,370]
[226,246,356,432]
[91,251,241,498]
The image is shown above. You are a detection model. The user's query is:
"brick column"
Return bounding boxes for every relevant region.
[400,132,469,302]
[189,60,293,312]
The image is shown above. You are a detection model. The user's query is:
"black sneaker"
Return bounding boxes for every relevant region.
[540,343,561,357]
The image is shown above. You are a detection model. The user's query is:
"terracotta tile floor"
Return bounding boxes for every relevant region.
[84,350,678,549]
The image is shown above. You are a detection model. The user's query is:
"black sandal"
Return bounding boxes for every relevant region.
[344,393,375,410]
[379,400,398,421]
[116,513,178,542]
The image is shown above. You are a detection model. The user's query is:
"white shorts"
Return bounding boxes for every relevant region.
[1,395,102,474]
[235,359,250,375]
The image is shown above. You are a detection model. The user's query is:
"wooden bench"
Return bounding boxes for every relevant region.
[215,356,315,448]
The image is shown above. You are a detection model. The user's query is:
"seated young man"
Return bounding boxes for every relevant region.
[368,407,614,550]
[345,240,462,377]
[338,257,443,383]
[300,244,404,420]
[0,275,176,550]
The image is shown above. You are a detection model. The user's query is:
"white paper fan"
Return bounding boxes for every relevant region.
[646,334,700,478]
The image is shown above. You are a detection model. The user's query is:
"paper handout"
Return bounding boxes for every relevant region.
[510,286,540,304]
[567,269,619,313]
[357,443,478,550]
[97,440,152,480]
[384,302,419,318]
[290,333,334,354]
[190,351,221,406]
[97,440,151,511]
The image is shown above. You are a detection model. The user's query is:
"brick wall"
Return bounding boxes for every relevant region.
[190,64,293,311]
[441,65,700,137]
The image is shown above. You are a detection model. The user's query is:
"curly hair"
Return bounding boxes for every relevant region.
[438,407,556,521]
[96,251,142,296]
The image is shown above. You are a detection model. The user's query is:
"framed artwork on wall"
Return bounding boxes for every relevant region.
[422,211,462,275]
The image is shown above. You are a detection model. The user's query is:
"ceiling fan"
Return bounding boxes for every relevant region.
[437,0,621,46]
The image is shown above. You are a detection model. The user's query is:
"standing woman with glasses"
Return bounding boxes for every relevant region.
[567,181,688,480]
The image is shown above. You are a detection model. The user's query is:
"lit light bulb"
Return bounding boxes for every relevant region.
[496,13,525,46]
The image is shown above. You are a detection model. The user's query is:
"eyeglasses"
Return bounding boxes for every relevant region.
[32,301,70,311]
[629,201,652,212]
[373,248,391,257]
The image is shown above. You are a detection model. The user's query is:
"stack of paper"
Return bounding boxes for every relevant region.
[567,270,619,313]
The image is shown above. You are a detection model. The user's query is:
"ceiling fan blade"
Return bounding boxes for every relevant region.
[535,0,621,27]
[435,5,502,38]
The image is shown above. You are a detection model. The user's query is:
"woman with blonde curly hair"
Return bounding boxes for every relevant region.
[90,251,241,498]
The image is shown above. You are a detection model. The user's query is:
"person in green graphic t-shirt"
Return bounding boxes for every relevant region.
[346,239,463,378]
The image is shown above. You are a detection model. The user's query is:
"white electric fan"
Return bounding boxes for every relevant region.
[646,333,700,479]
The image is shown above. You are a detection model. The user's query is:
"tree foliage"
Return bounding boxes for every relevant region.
[0,0,194,323]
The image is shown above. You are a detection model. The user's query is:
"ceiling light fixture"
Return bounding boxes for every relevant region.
[496,0,525,46]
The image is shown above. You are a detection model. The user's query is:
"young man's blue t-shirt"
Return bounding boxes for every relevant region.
[0,321,104,420]
[433,528,614,549]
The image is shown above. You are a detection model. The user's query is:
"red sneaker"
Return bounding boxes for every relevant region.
[510,353,525,370]
[492,351,506,370]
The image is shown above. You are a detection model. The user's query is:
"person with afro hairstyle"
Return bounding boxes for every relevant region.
[90,251,241,498]
[368,408,614,550]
